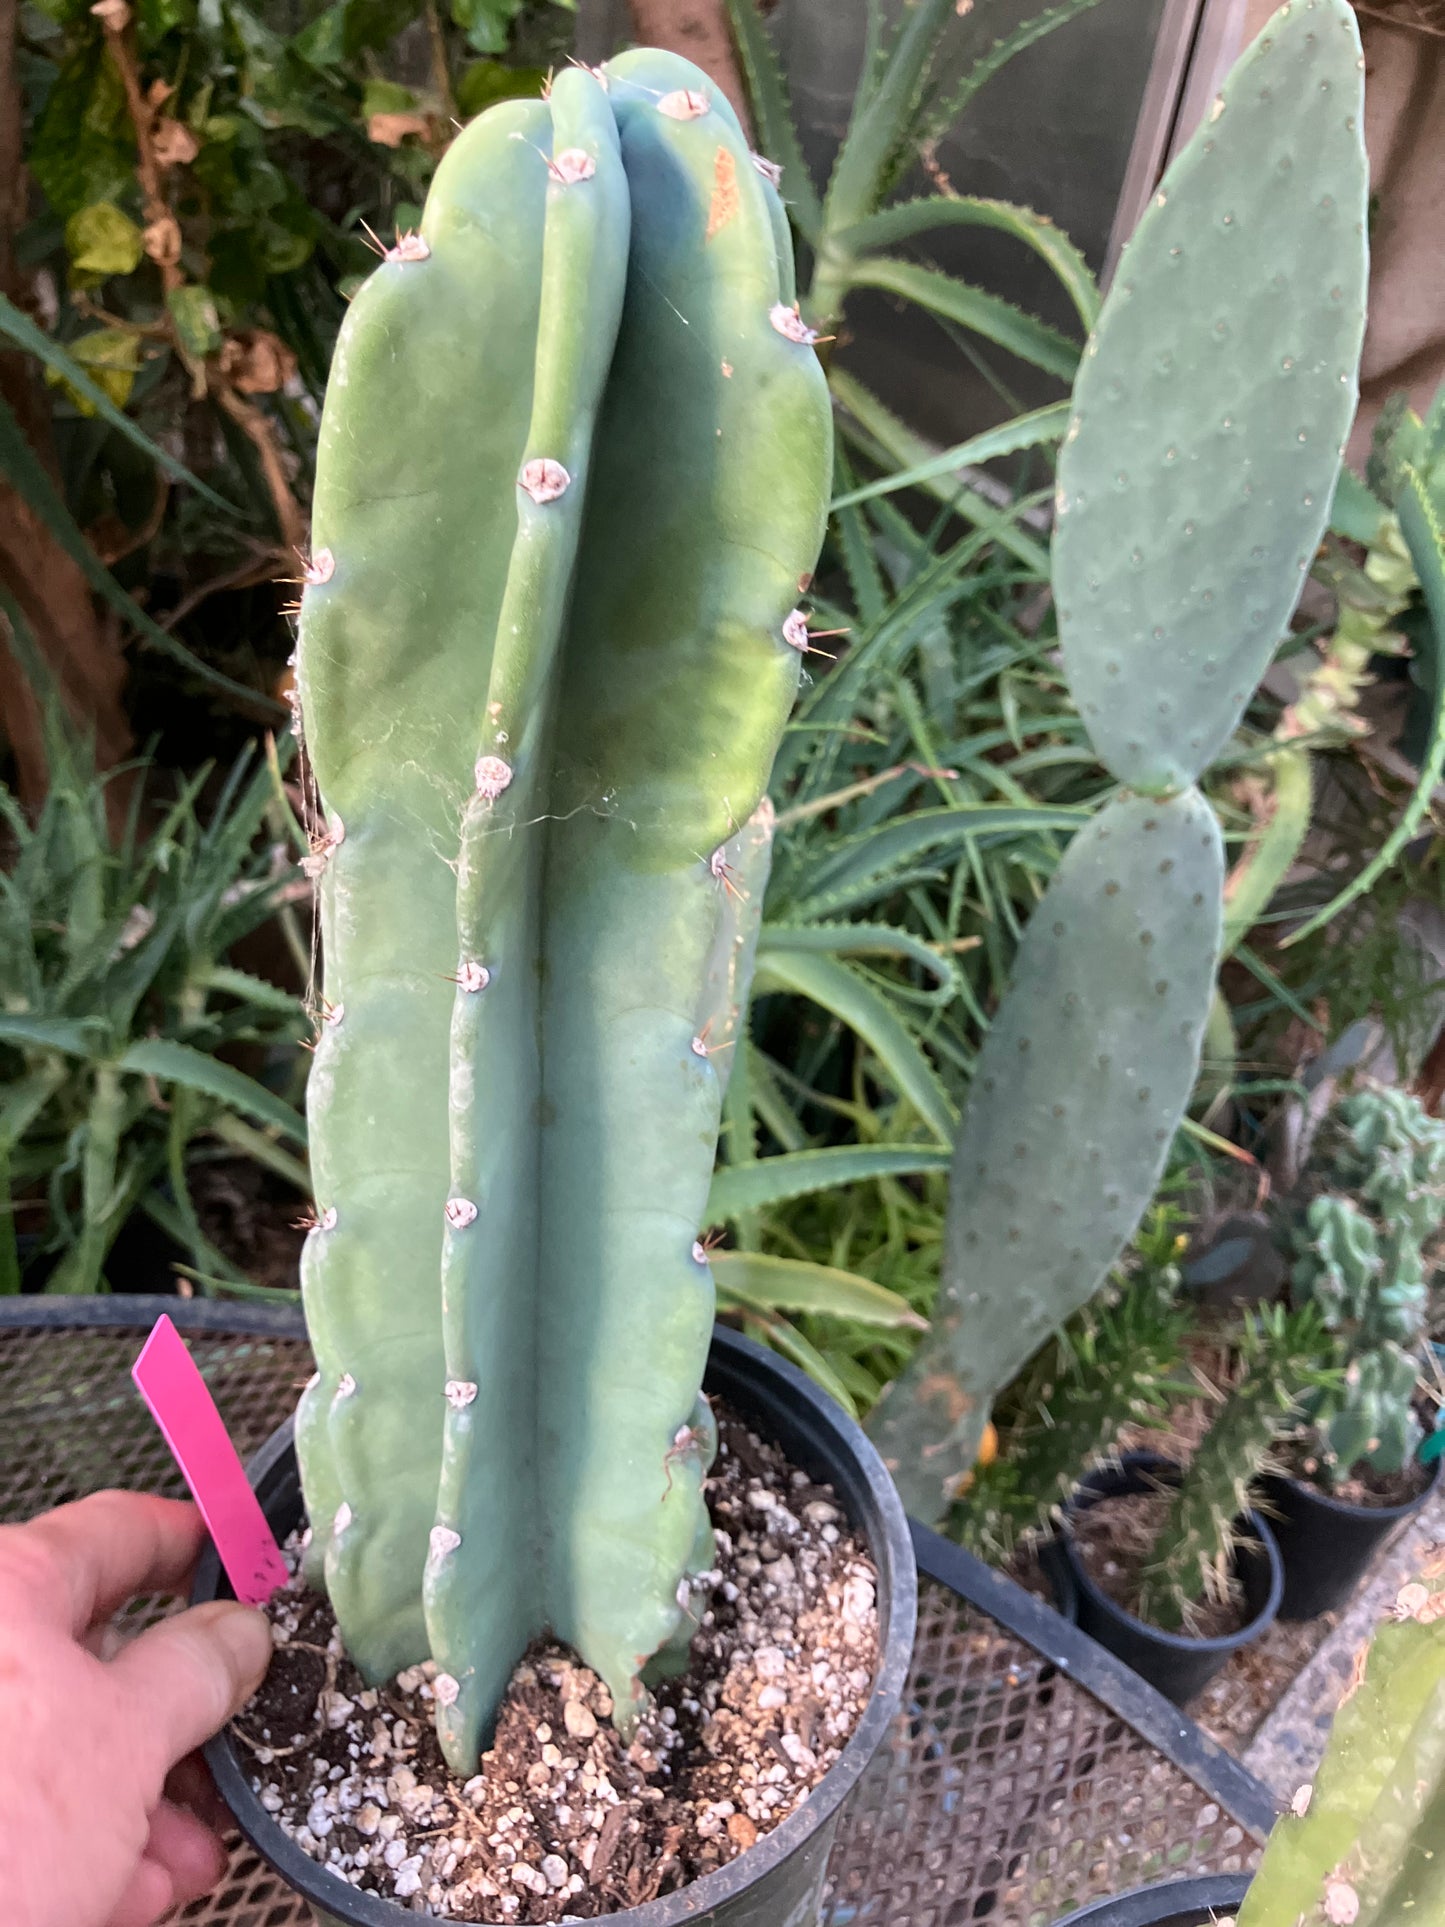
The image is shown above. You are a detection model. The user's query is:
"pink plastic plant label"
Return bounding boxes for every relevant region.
[132,1314,290,1605]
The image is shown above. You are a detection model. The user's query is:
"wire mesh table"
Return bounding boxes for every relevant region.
[0,1300,1273,1927]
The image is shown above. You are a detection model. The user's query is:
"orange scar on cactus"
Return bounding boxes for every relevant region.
[706,147,740,241]
[917,1374,972,1424]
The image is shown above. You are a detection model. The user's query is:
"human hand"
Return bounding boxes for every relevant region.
[0,1490,273,1927]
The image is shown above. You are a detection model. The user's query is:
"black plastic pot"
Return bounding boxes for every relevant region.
[1044,1452,1283,1706]
[1257,1452,1444,1620]
[196,1324,917,1927]
[1055,1873,1252,1925]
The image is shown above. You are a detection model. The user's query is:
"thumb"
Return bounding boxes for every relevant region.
[109,1602,272,1785]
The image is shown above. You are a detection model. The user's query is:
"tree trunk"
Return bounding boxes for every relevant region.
[625,0,753,135]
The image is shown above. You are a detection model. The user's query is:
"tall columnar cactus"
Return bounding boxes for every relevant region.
[1136,1306,1330,1631]
[1290,1086,1445,1479]
[867,0,1368,1520]
[294,52,831,1770]
[1236,1564,1445,1925]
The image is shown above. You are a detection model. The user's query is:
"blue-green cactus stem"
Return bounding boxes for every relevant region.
[700,797,776,1090]
[1238,1570,1445,1926]
[300,47,830,1774]
[295,103,550,1671]
[533,46,828,1744]
[425,67,633,1769]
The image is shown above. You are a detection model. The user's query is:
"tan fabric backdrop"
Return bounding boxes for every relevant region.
[1348,13,1445,461]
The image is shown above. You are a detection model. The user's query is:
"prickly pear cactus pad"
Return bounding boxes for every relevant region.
[870,0,1368,1524]
[296,53,831,1771]
[868,793,1223,1517]
[1054,0,1368,796]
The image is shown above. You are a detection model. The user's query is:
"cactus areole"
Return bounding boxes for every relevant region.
[294,52,831,1774]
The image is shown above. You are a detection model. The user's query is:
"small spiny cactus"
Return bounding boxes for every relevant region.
[1136,1305,1333,1631]
[1291,1085,1444,1482]
[954,1276,1190,1561]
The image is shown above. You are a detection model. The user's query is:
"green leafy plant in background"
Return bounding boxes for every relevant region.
[1235,1560,1445,1926]
[727,0,1102,534]
[0,659,307,1296]
[863,0,1370,1523]
[293,51,834,1771]
[1289,1085,1445,1481]
[4,0,574,749]
[1135,1305,1332,1632]
[1283,387,1445,944]
[1202,385,1445,1105]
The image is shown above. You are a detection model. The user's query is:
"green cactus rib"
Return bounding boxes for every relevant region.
[699,798,777,1093]
[297,51,831,1770]
[528,46,827,1755]
[1054,0,1368,795]
[1237,1576,1445,1927]
[295,101,549,1665]
[424,67,633,1768]
[867,790,1224,1521]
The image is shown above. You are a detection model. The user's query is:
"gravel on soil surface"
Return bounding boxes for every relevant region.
[237,1411,879,1920]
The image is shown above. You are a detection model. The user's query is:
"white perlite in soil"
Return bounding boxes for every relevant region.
[236,1412,880,1920]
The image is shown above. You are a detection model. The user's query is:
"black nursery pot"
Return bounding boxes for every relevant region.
[1257,1453,1444,1621]
[1054,1873,1252,1926]
[1045,1452,1283,1706]
[195,1325,917,1927]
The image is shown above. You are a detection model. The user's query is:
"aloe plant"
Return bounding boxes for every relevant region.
[726,0,1103,541]
[865,0,1370,1521]
[0,620,307,1298]
[295,52,832,1771]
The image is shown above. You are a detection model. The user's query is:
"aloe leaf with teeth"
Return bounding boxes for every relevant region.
[294,53,831,1770]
